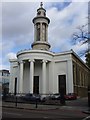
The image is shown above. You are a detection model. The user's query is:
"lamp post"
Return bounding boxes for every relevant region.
[14,78,17,107]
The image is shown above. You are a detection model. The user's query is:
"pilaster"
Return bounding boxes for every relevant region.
[29,59,35,93]
[19,61,24,93]
[42,60,47,94]
[67,60,73,93]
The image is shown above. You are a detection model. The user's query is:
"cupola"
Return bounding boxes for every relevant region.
[31,2,51,51]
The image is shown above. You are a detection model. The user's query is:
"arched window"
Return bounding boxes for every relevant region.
[36,23,40,41]
[42,23,46,41]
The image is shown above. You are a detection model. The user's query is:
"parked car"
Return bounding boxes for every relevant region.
[22,93,41,102]
[64,93,77,100]
[40,95,48,102]
[50,93,61,100]
[0,93,4,99]
[1,92,8,100]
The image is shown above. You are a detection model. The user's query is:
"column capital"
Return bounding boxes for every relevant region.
[42,60,48,63]
[19,60,25,64]
[19,60,23,64]
[29,59,35,62]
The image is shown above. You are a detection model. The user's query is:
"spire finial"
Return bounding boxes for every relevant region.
[40,2,43,8]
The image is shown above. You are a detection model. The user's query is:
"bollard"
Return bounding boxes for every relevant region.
[15,96,17,107]
[60,90,65,105]
[35,98,38,108]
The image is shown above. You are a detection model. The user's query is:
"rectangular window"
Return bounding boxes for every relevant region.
[14,78,17,95]
[36,23,40,41]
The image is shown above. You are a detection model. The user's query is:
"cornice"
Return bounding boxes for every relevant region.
[17,49,54,57]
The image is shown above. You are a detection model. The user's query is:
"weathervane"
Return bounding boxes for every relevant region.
[40,2,43,8]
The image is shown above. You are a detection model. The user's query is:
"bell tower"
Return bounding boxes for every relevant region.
[31,2,51,51]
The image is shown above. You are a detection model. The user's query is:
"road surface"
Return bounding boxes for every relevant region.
[2,107,88,120]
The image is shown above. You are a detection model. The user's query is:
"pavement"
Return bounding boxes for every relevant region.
[2,101,60,110]
[1,97,90,113]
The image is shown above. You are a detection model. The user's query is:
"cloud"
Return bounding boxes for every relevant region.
[47,2,88,53]
[6,52,17,59]
[45,2,72,11]
[0,56,9,70]
[2,0,90,2]
[2,0,68,2]
[72,42,88,53]
[2,2,38,39]
[0,42,2,51]
[1,52,17,70]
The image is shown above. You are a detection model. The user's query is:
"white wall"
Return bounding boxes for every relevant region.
[34,61,42,94]
[48,61,57,94]
[54,61,67,93]
[53,54,74,94]
[67,60,74,93]
[23,62,30,93]
[9,60,18,93]
[10,51,74,94]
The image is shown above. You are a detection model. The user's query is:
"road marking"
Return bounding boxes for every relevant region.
[3,112,22,116]
[82,116,90,120]
[43,117,49,119]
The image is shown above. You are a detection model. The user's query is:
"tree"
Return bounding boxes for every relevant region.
[72,2,90,68]
[73,24,88,43]
[72,22,90,68]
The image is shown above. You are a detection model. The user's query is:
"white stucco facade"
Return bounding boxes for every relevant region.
[9,49,74,95]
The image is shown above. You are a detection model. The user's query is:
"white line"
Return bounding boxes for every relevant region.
[82,116,90,120]
[43,117,49,119]
[3,112,22,116]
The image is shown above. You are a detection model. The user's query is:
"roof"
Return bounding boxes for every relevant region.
[0,69,10,73]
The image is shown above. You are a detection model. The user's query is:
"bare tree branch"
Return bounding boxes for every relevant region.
[72,23,89,56]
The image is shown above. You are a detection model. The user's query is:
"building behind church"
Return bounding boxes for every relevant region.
[0,70,10,94]
[9,3,90,97]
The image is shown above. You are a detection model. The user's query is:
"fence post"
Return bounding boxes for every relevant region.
[35,98,38,108]
[15,95,17,107]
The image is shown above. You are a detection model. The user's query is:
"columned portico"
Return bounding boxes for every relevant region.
[19,61,24,93]
[18,58,48,94]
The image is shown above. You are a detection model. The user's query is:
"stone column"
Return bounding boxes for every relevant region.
[17,63,20,93]
[34,24,36,42]
[29,60,35,94]
[40,23,42,41]
[9,64,13,93]
[46,24,48,41]
[42,60,47,94]
[19,61,24,93]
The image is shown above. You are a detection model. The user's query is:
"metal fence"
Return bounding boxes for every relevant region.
[2,93,66,108]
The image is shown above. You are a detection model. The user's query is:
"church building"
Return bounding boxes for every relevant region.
[9,3,90,97]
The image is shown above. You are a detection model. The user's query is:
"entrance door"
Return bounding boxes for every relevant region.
[14,77,17,95]
[33,76,39,94]
[58,75,66,95]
